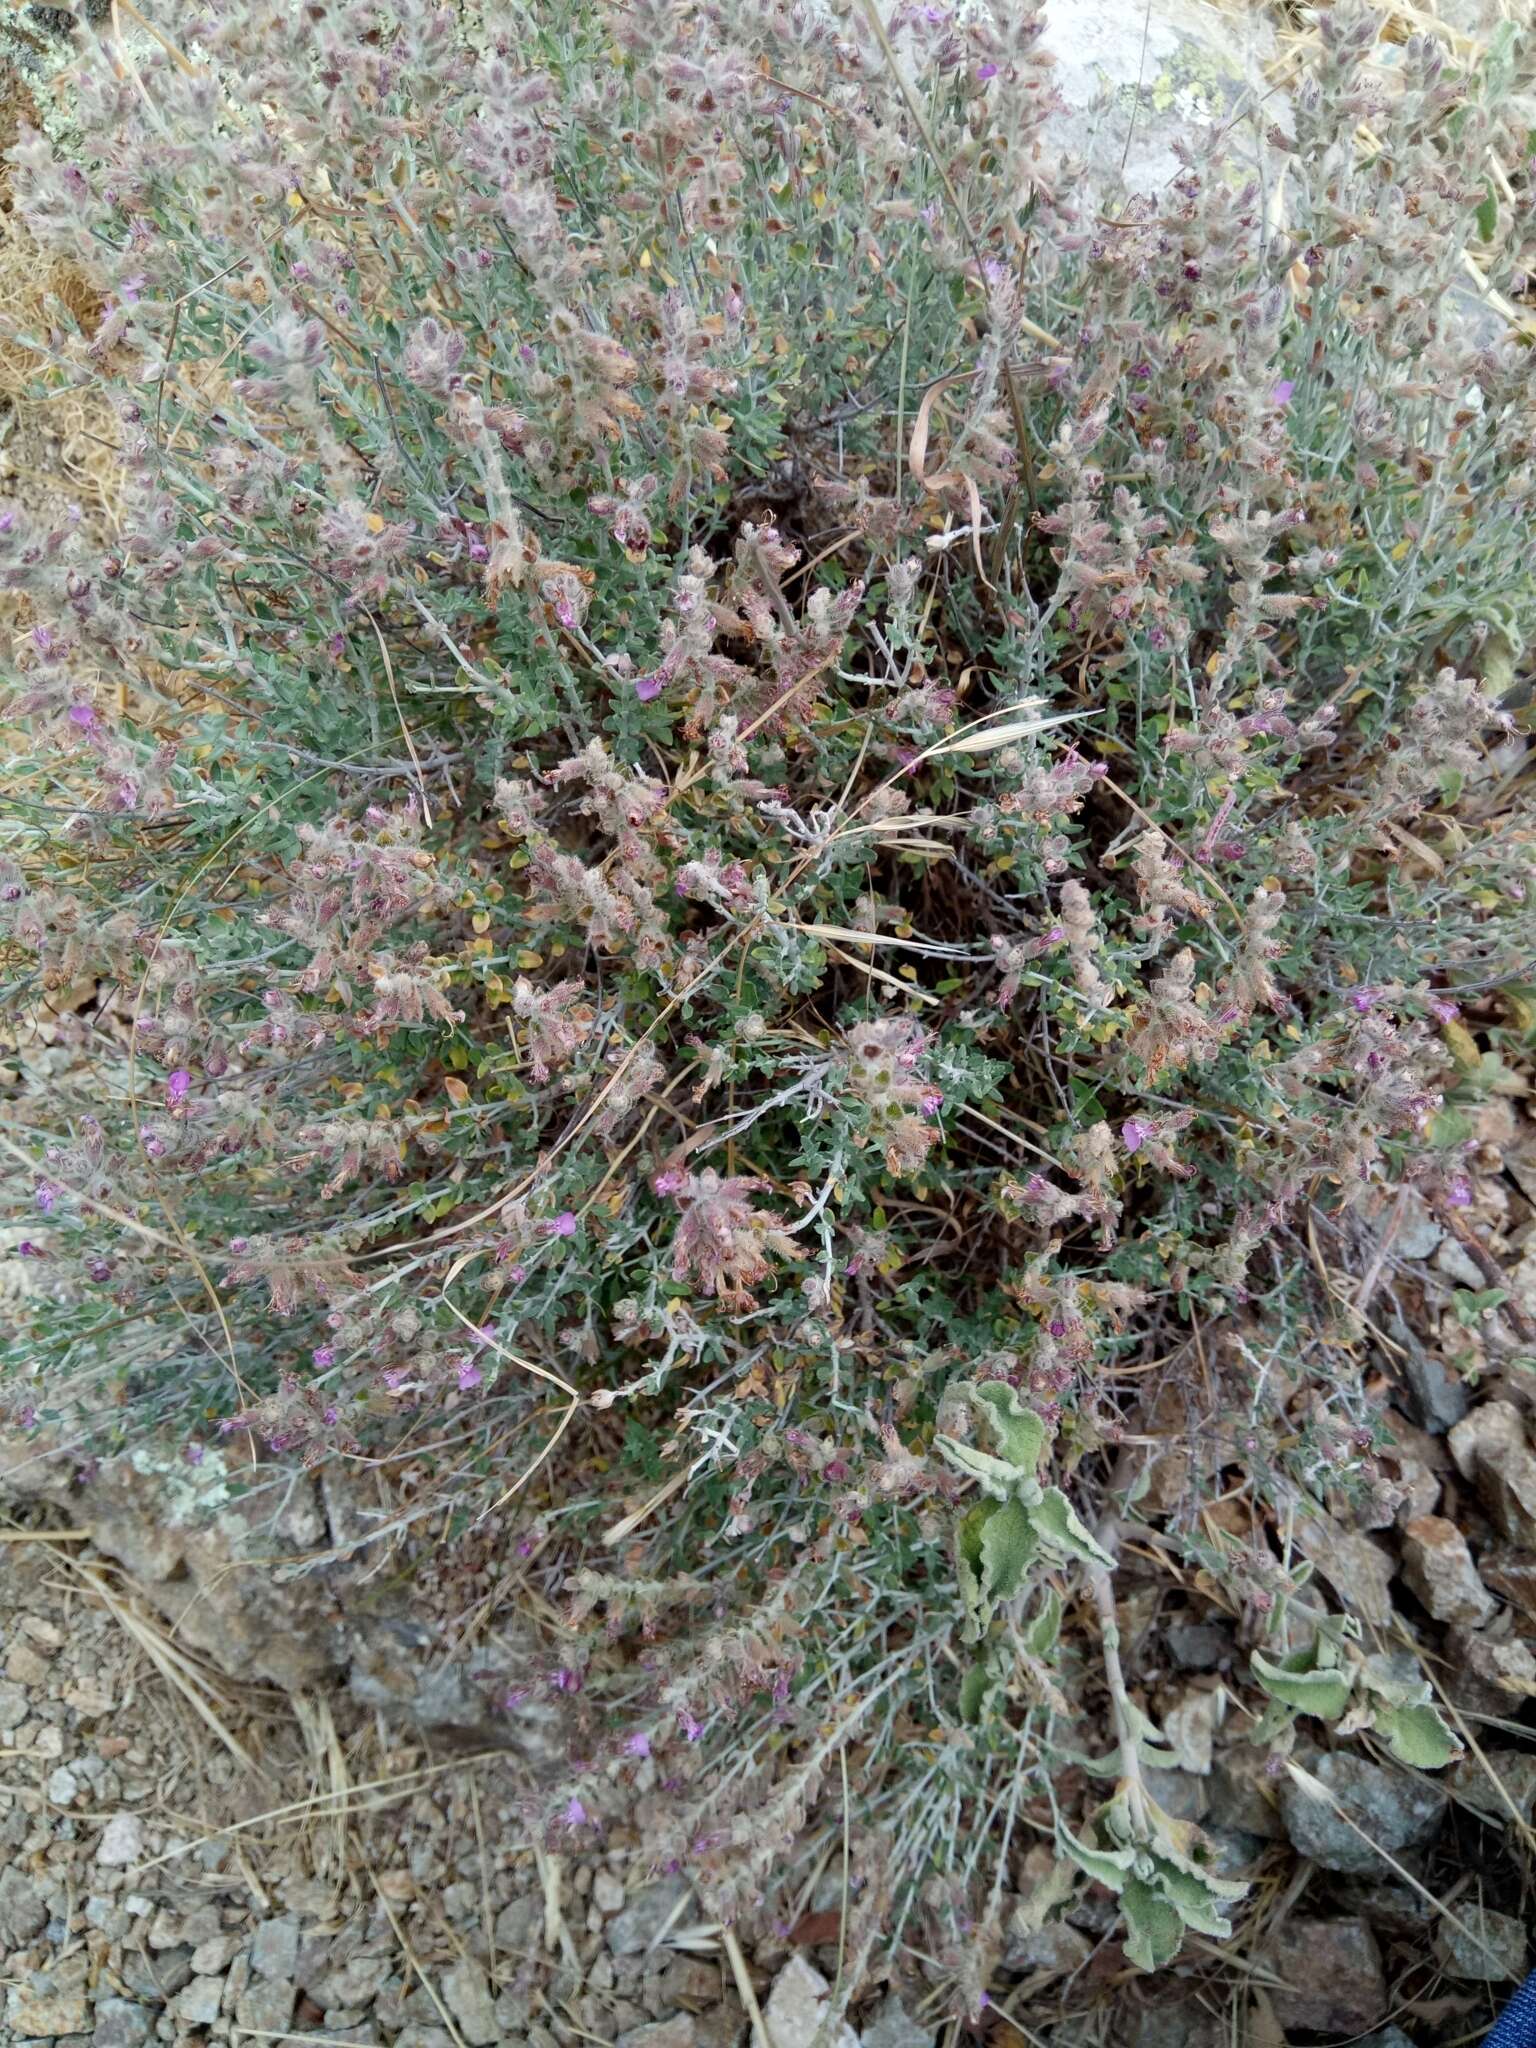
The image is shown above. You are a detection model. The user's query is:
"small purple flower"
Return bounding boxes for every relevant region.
[1348,988,1379,1013]
[457,1358,483,1391]
[654,1167,686,1197]
[35,1181,58,1214]
[544,1210,578,1238]
[624,1730,652,1759]
[1445,1174,1474,1208]
[1121,1117,1154,1154]
[1428,996,1460,1024]
[563,1796,590,1827]
[312,1344,336,1368]
[1272,379,1296,407]
[184,1441,205,1467]
[68,702,98,730]
[976,60,998,79]
[678,1709,704,1741]
[16,1240,44,1259]
[551,1666,583,1694]
[86,1258,112,1284]
[920,1089,944,1117]
[165,1068,191,1108]
[634,672,664,702]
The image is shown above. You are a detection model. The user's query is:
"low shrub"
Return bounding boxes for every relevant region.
[3,0,1534,2001]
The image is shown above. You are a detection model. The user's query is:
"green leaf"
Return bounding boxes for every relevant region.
[979,1496,1039,1604]
[936,1435,1022,1500]
[1121,1876,1185,1971]
[1358,1651,1433,1710]
[1056,1824,1136,1894]
[1476,183,1499,242]
[1147,1853,1246,1929]
[1251,1649,1353,1720]
[1032,1487,1115,1568]
[955,1503,992,1640]
[958,1661,992,1725]
[1021,1585,1062,1657]
[1453,1287,1509,1327]
[970,1382,1047,1473]
[1376,1701,1461,1770]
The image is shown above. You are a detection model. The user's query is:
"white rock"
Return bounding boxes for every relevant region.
[593,1869,626,1915]
[1042,0,1278,194]
[764,1955,861,2048]
[96,1813,145,1868]
[47,1764,79,1805]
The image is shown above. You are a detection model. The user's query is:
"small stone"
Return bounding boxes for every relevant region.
[0,1866,47,1946]
[0,1679,28,1731]
[1267,1918,1386,2035]
[5,1962,90,2038]
[92,1999,153,2048]
[234,1982,296,2031]
[1280,1753,1446,1877]
[174,1975,226,2028]
[1435,1904,1527,1982]
[493,1895,541,1951]
[1449,1400,1536,1544]
[1165,1621,1231,1671]
[394,2032,455,2048]
[1142,1767,1207,1822]
[192,1935,243,1975]
[653,1958,720,2010]
[1295,1521,1395,1627]
[607,1877,693,1957]
[1481,1547,1536,1620]
[695,2007,748,2048]
[1400,1342,1471,1434]
[763,1957,860,2048]
[1394,1191,1444,1260]
[1445,1623,1536,1715]
[441,1959,497,2046]
[861,1996,931,2048]
[1355,2031,1416,2048]
[1379,1426,1442,1523]
[1130,2003,1225,2048]
[593,1869,627,1915]
[1448,1749,1536,1822]
[441,1881,477,1921]
[47,1764,79,1804]
[1351,1882,1434,1936]
[118,1947,194,2002]
[1402,1515,1498,1625]
[1004,1922,1091,1975]
[5,1640,51,1687]
[249,1916,300,1982]
[618,2019,697,2048]
[304,1954,390,2008]
[96,1812,145,1868]
[85,1895,131,1940]
[1207,1748,1286,1840]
